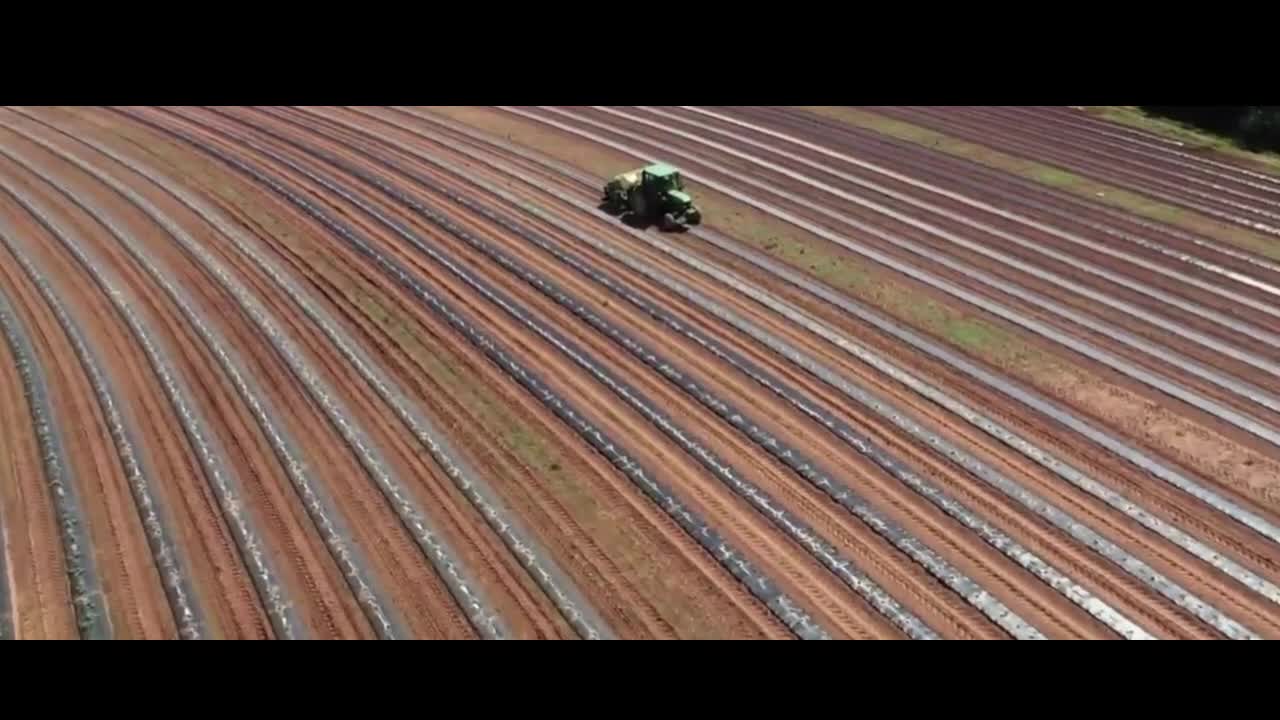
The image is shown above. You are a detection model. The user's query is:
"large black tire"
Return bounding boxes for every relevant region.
[629,190,647,218]
[660,213,677,231]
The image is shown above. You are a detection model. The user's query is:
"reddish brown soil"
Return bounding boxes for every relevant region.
[2,104,1277,639]
[0,280,78,640]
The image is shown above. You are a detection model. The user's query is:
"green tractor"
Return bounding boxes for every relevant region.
[602,163,702,230]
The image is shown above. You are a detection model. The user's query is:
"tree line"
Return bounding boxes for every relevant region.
[1141,106,1280,153]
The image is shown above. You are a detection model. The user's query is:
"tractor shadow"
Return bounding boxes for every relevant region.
[596,202,691,234]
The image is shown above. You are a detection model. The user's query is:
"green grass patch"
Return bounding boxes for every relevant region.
[944,318,1001,351]
[753,225,1028,361]
[1028,166,1079,186]
[802,106,1280,262]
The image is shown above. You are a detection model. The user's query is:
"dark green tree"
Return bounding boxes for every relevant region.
[1139,106,1280,152]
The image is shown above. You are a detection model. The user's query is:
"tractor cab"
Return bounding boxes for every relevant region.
[641,163,685,194]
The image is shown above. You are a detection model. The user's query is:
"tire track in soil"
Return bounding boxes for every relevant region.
[0,266,117,639]
[127,105,830,639]
[29,309,176,638]
[0,219,205,639]
[0,277,77,640]
[0,202,184,640]
[0,242,117,639]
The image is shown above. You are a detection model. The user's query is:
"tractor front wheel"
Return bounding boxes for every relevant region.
[660,213,678,231]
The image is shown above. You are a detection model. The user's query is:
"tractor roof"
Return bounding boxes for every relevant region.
[644,163,681,177]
